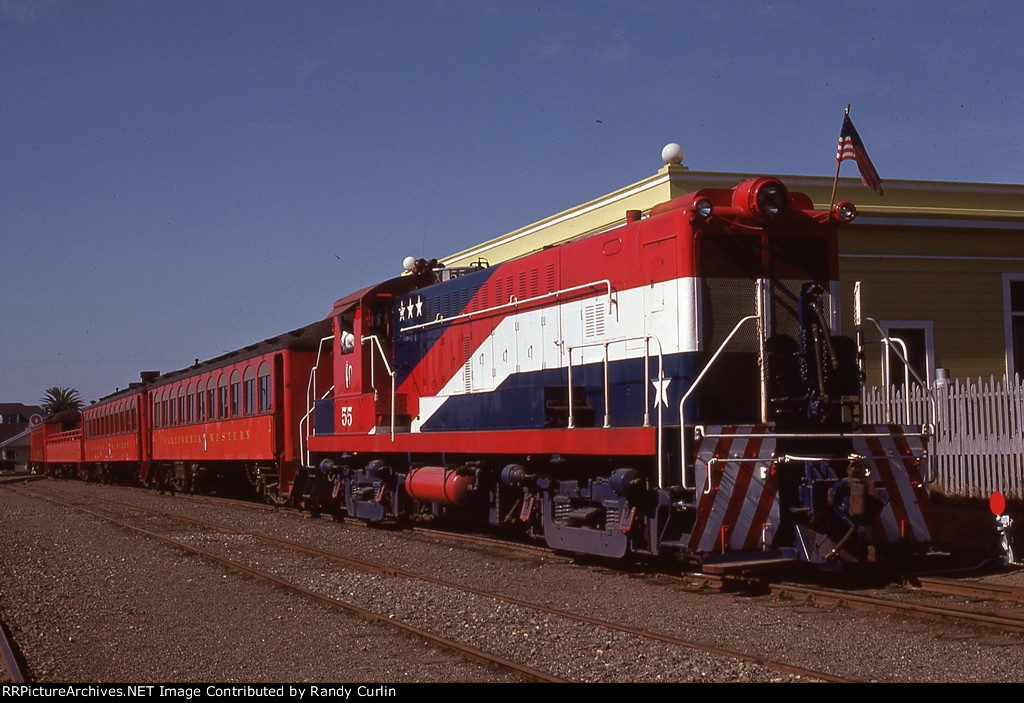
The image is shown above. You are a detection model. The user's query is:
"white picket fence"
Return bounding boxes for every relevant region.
[863,376,1024,499]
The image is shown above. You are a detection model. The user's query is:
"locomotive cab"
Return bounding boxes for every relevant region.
[324,279,418,437]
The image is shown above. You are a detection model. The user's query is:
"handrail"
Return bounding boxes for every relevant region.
[862,316,937,485]
[299,386,333,468]
[863,320,934,414]
[677,278,765,493]
[879,336,911,423]
[695,427,933,440]
[647,336,665,489]
[566,341,611,430]
[299,335,334,467]
[565,335,665,487]
[855,282,937,484]
[362,334,396,441]
[398,279,615,333]
[45,429,83,444]
[678,315,759,493]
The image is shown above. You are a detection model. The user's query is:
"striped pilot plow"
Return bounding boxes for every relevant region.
[689,425,780,554]
[853,425,935,546]
[688,424,935,564]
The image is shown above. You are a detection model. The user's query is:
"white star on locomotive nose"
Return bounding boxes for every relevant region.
[652,377,671,407]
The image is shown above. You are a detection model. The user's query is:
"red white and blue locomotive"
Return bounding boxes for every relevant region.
[296,175,934,569]
[32,175,934,571]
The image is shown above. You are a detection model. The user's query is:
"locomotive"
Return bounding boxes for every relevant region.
[296,176,933,570]
[31,175,934,572]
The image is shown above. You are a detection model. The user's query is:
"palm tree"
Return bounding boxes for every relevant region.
[40,387,83,416]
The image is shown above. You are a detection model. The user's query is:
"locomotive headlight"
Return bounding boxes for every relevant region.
[754,181,788,219]
[734,177,790,221]
[832,200,857,223]
[692,197,713,220]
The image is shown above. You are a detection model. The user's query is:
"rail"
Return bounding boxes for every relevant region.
[878,336,912,422]
[0,618,24,683]
[45,429,82,445]
[362,334,397,441]
[565,335,665,487]
[854,281,937,483]
[693,427,934,497]
[299,335,334,468]
[398,279,615,333]
[675,278,765,489]
[678,314,760,493]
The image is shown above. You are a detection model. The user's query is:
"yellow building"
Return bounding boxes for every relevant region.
[444,157,1024,388]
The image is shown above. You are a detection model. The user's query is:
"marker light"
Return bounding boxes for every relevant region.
[692,198,713,220]
[832,200,857,223]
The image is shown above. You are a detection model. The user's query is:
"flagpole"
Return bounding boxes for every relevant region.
[828,104,851,221]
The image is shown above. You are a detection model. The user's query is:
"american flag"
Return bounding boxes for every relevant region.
[836,113,883,196]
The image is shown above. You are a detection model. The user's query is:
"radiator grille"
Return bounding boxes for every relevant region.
[700,232,832,350]
[702,278,833,350]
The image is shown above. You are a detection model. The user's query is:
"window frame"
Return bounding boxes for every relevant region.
[258,362,272,413]
[243,366,256,416]
[230,370,241,417]
[1003,273,1024,381]
[218,374,229,419]
[879,319,935,389]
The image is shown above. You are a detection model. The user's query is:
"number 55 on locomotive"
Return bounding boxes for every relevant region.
[299,176,934,571]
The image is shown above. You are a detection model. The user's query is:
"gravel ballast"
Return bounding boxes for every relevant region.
[3,479,1024,683]
[0,483,521,683]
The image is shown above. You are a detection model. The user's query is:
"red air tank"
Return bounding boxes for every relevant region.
[404,467,475,506]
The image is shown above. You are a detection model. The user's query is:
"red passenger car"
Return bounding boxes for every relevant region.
[30,409,83,478]
[147,321,331,501]
[81,379,154,484]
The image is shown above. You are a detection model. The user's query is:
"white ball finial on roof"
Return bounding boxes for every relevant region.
[661,143,684,165]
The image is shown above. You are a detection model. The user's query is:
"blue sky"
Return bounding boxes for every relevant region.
[3,0,1021,405]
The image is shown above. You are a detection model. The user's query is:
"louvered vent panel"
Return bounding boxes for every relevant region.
[584,304,605,338]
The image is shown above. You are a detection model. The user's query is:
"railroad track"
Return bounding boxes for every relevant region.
[6,484,557,683]
[0,620,27,683]
[82,481,780,598]
[771,581,1024,634]
[909,576,1024,604]
[0,473,45,486]
[12,482,851,683]
[178,485,780,594]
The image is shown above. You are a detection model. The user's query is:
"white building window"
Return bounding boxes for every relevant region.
[1002,274,1024,381]
[880,320,935,389]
